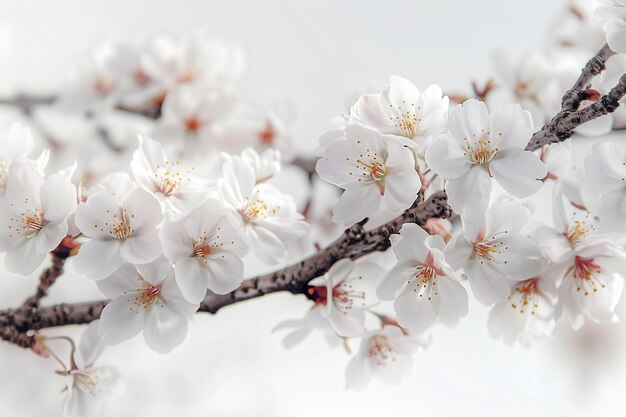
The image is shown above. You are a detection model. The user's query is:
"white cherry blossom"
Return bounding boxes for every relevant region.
[131,135,212,219]
[444,200,542,305]
[596,0,626,53]
[425,99,547,218]
[161,198,247,303]
[353,76,449,149]
[62,321,125,417]
[316,123,421,225]
[97,260,199,353]
[345,325,431,391]
[239,147,281,183]
[308,258,384,337]
[0,123,35,192]
[534,181,610,262]
[487,270,559,346]
[378,223,468,333]
[74,187,162,280]
[0,161,76,274]
[218,154,308,264]
[552,243,626,329]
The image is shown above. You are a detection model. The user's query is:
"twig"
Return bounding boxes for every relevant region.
[0,192,451,348]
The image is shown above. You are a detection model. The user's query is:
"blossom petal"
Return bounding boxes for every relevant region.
[490,149,546,198]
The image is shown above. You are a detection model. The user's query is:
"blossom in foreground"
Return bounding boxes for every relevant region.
[74,187,162,280]
[596,0,626,53]
[219,154,308,264]
[97,260,199,353]
[131,135,212,219]
[272,305,341,349]
[345,325,431,391]
[378,223,468,333]
[353,76,449,149]
[444,200,542,305]
[487,270,558,346]
[308,258,384,337]
[550,243,626,329]
[585,141,626,232]
[425,99,547,218]
[0,162,76,274]
[316,123,421,225]
[62,321,125,417]
[161,199,247,303]
[239,147,281,183]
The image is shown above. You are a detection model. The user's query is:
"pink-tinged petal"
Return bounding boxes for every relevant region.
[40,174,77,223]
[425,135,470,179]
[445,166,492,219]
[205,250,244,294]
[437,277,469,327]
[98,296,144,345]
[74,239,123,280]
[120,228,161,265]
[490,149,547,198]
[124,188,163,231]
[143,305,189,354]
[489,104,534,150]
[332,185,381,225]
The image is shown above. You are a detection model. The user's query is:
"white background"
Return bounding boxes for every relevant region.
[1,1,625,416]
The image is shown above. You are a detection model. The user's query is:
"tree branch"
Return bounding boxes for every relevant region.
[526,43,621,151]
[0,192,451,348]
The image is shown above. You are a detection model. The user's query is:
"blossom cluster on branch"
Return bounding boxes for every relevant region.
[0,1,625,415]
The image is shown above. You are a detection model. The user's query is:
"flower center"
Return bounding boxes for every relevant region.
[184,117,201,133]
[466,138,497,165]
[136,284,162,308]
[388,103,420,138]
[332,281,366,314]
[242,198,271,222]
[564,218,594,246]
[572,256,605,296]
[258,122,276,145]
[473,240,496,259]
[194,243,212,259]
[154,160,192,195]
[367,335,395,366]
[509,278,539,315]
[111,221,133,239]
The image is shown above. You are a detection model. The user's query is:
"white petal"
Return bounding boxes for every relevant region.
[332,185,381,225]
[489,104,533,150]
[98,296,144,345]
[395,291,438,333]
[205,250,245,294]
[174,257,209,304]
[74,239,123,280]
[437,277,469,327]
[143,304,189,353]
[490,149,547,198]
[120,228,161,264]
[445,166,492,219]
[425,135,470,179]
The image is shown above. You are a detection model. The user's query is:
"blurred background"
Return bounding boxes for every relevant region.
[1,0,625,416]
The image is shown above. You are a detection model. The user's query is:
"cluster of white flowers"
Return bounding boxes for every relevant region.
[278,59,626,388]
[1,2,625,412]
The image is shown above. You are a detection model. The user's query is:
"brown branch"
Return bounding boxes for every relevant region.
[21,256,66,309]
[0,192,451,348]
[525,43,620,151]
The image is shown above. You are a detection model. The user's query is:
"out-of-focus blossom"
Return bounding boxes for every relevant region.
[596,0,626,53]
[273,305,341,349]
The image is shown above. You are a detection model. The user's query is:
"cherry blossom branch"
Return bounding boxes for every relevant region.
[525,43,622,151]
[0,192,451,348]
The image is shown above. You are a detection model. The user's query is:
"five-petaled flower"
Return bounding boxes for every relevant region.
[96,259,199,353]
[316,123,421,225]
[425,99,547,218]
